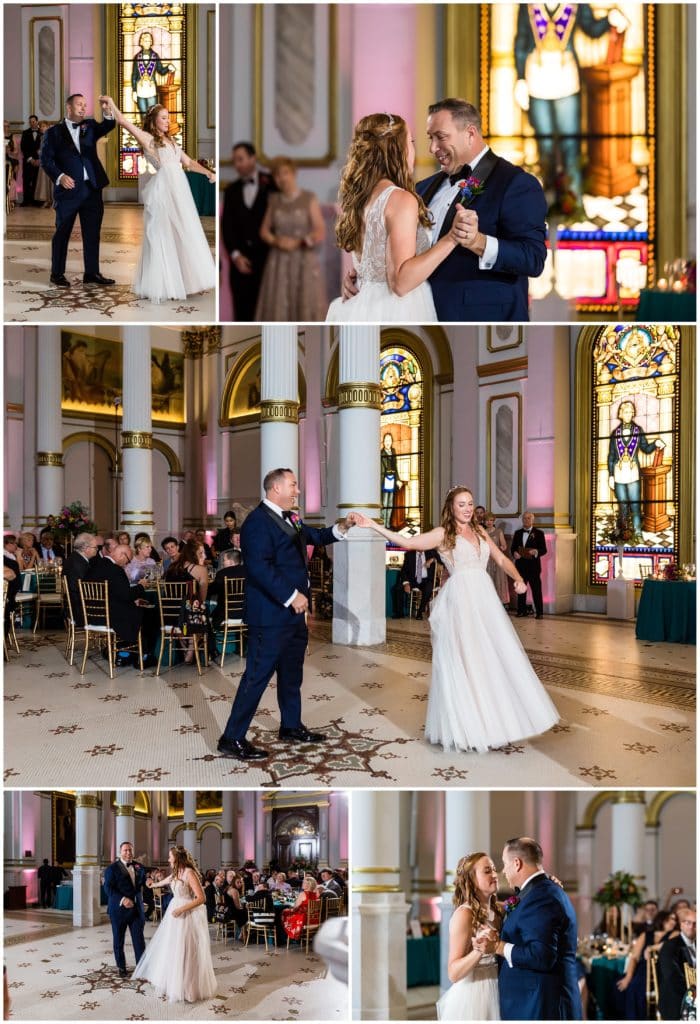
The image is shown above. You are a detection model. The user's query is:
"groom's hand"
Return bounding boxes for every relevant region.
[341,269,359,300]
[291,593,309,614]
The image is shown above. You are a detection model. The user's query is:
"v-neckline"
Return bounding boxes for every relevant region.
[457,530,481,558]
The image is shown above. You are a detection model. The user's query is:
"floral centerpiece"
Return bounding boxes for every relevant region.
[593,871,645,910]
[56,501,96,536]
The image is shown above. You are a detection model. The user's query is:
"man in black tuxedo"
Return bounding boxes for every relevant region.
[208,547,246,629]
[37,858,53,908]
[393,549,438,620]
[63,532,99,626]
[103,841,146,976]
[657,908,696,1020]
[511,512,547,618]
[39,93,116,288]
[85,543,156,662]
[20,115,42,206]
[221,142,275,320]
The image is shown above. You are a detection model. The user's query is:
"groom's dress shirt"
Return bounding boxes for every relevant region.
[502,869,546,967]
[119,857,136,906]
[428,146,498,270]
[262,497,345,607]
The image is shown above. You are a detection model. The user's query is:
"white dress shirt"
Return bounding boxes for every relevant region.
[502,870,547,967]
[262,498,345,606]
[428,146,499,269]
[119,856,136,906]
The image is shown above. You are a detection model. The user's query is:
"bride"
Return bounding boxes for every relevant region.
[99,96,216,303]
[327,112,469,322]
[133,845,218,1003]
[350,487,559,752]
[437,853,502,1020]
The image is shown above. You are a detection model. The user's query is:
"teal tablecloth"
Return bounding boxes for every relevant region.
[54,885,74,910]
[636,289,696,322]
[185,171,215,215]
[635,579,696,644]
[406,934,440,987]
[588,956,626,1020]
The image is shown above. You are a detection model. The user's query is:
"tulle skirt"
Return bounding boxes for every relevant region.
[132,895,218,1003]
[327,280,437,322]
[424,568,559,752]
[437,968,500,1021]
[134,162,216,303]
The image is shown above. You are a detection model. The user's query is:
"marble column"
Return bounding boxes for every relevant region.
[319,798,330,866]
[410,791,443,922]
[353,792,410,1020]
[221,792,235,869]
[260,325,299,480]
[182,791,197,858]
[35,326,64,521]
[73,792,101,928]
[611,793,646,937]
[204,328,225,520]
[115,791,135,851]
[120,329,154,535]
[440,792,491,992]
[333,326,386,645]
[182,330,206,528]
[575,826,596,936]
[644,822,660,904]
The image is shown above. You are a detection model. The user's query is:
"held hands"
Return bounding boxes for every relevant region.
[451,207,483,253]
[342,268,359,300]
[347,512,373,530]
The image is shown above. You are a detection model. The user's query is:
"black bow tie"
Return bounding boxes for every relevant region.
[449,164,472,186]
[70,122,82,129]
[282,510,294,522]
[124,861,134,868]
[243,177,256,185]
[513,886,521,895]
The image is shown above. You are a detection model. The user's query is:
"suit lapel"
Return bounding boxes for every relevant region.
[438,149,501,240]
[420,171,448,208]
[60,121,80,155]
[260,502,297,539]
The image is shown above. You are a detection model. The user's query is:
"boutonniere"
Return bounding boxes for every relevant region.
[457,176,485,206]
[503,895,520,916]
[79,123,88,137]
[289,512,303,533]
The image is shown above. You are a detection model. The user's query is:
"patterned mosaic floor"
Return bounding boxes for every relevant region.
[4,206,216,322]
[4,911,346,1020]
[4,615,693,788]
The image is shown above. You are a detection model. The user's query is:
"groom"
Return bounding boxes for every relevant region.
[217,468,352,761]
[475,837,582,1020]
[39,93,116,288]
[103,841,147,977]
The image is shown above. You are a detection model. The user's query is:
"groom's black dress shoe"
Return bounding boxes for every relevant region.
[83,272,115,285]
[118,968,128,977]
[217,737,268,760]
[50,273,70,287]
[278,725,326,744]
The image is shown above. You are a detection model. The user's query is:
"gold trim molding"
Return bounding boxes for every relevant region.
[36,451,63,467]
[121,431,153,450]
[337,382,382,410]
[646,791,687,828]
[353,866,400,875]
[259,400,299,424]
[353,885,403,893]
[115,805,134,817]
[76,795,100,809]
[476,357,528,378]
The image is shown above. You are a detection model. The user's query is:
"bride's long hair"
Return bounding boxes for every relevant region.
[169,845,201,880]
[440,486,486,551]
[142,104,170,149]
[453,852,503,932]
[335,112,431,254]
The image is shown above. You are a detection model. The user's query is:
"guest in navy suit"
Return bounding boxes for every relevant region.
[39,93,116,288]
[475,836,582,1021]
[218,468,351,761]
[418,98,547,321]
[103,841,147,976]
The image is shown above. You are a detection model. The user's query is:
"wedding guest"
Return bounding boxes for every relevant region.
[511,511,547,618]
[282,876,320,941]
[20,115,42,206]
[33,122,54,207]
[484,512,510,606]
[161,536,180,571]
[208,548,245,629]
[255,156,326,321]
[85,544,157,665]
[17,533,40,570]
[194,528,214,564]
[213,511,239,559]
[222,142,275,320]
[134,532,161,563]
[64,532,99,626]
[319,869,344,898]
[5,120,20,206]
[393,548,438,620]
[37,858,53,908]
[126,537,156,583]
[38,530,64,561]
[657,909,696,1020]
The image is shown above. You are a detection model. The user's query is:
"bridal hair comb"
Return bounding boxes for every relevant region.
[378,112,396,136]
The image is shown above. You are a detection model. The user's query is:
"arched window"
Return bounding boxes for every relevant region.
[379,345,425,532]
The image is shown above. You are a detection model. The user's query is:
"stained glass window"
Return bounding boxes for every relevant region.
[591,324,680,585]
[379,346,424,533]
[482,3,653,312]
[116,3,187,180]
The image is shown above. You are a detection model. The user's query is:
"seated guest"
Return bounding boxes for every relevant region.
[85,544,156,665]
[392,548,438,620]
[270,872,292,895]
[134,532,161,563]
[64,532,99,626]
[194,528,214,564]
[247,880,275,915]
[208,548,245,628]
[126,536,156,584]
[213,511,239,558]
[87,534,105,567]
[161,536,180,571]
[206,871,224,922]
[282,876,320,941]
[3,534,21,628]
[17,533,40,570]
[164,540,209,601]
[225,872,248,930]
[117,531,131,547]
[37,529,63,561]
[286,868,303,890]
[96,533,120,563]
[658,909,696,1020]
[319,868,344,898]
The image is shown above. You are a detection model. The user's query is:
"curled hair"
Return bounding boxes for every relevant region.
[169,845,201,879]
[453,852,503,932]
[440,487,485,551]
[335,113,431,254]
[142,104,169,149]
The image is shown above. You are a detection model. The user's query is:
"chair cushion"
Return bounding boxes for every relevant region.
[84,625,114,634]
[223,618,243,626]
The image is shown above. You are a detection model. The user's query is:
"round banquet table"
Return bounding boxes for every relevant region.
[635,579,696,644]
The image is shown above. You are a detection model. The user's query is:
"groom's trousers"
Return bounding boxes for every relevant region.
[221,616,308,740]
[110,911,145,971]
[51,182,104,276]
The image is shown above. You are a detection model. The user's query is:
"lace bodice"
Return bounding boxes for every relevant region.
[439,535,490,575]
[455,903,499,970]
[142,139,182,172]
[170,876,196,900]
[353,185,432,286]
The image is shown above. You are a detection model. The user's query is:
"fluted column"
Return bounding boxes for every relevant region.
[260,325,299,480]
[221,792,235,869]
[73,792,101,927]
[353,792,410,1020]
[120,329,154,534]
[333,326,385,645]
[115,791,135,851]
[35,326,64,521]
[182,791,197,858]
[440,792,491,991]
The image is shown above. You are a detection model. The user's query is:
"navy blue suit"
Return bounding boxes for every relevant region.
[416,149,547,321]
[499,874,582,1020]
[103,859,147,971]
[220,503,339,741]
[40,116,115,276]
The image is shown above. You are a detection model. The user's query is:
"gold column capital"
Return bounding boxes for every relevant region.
[337,382,382,410]
[115,805,134,817]
[121,431,153,450]
[76,795,100,809]
[259,399,299,424]
[36,451,64,467]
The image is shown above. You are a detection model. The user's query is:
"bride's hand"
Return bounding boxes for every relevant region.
[513,580,527,595]
[171,907,183,918]
[348,512,373,529]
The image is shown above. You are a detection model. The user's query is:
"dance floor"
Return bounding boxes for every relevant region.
[4,205,216,322]
[4,910,346,1020]
[5,615,694,789]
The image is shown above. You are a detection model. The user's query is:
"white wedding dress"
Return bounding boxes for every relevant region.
[437,906,501,1021]
[425,536,559,752]
[132,877,218,1003]
[134,141,216,303]
[326,184,437,322]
